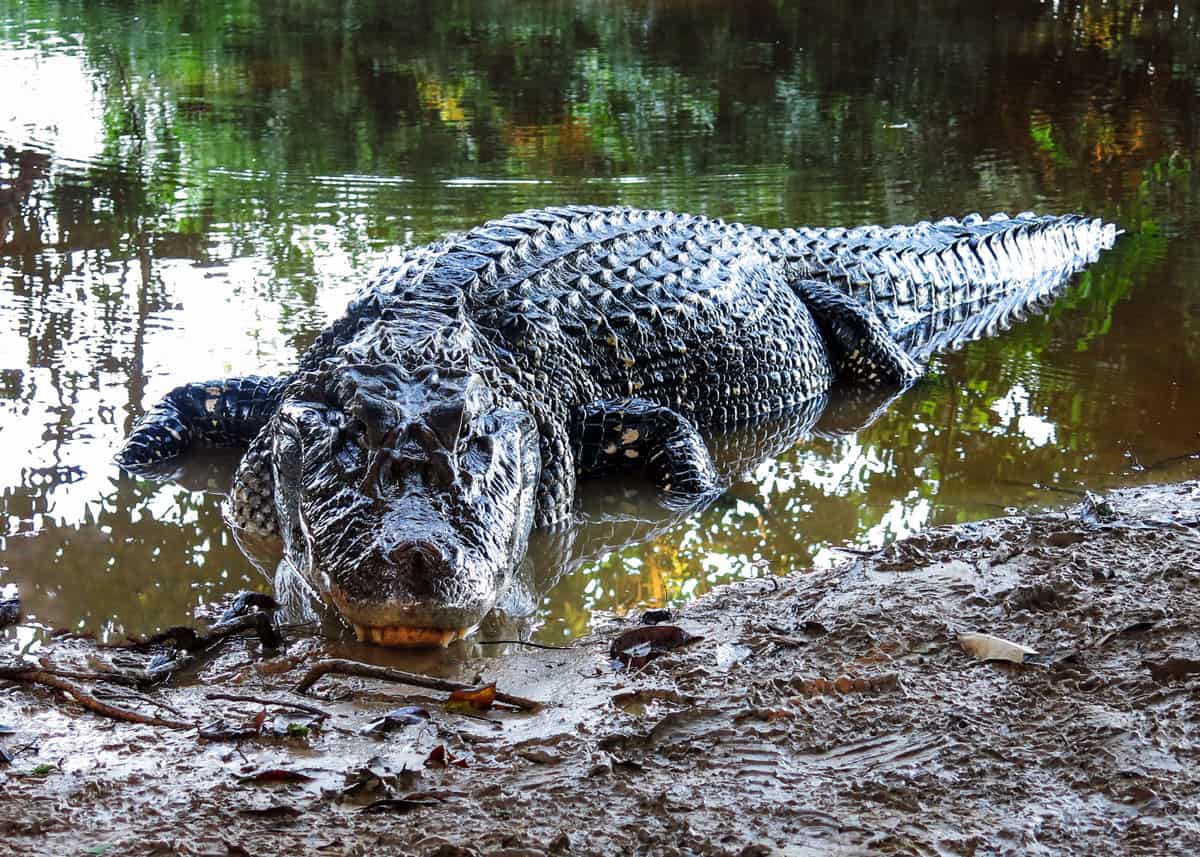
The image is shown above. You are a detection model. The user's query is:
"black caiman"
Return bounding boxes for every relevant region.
[116,205,1118,646]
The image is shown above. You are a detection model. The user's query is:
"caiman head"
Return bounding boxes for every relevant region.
[269,363,541,646]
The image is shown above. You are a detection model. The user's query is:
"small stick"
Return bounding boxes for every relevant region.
[0,668,195,729]
[294,658,542,712]
[94,686,190,719]
[18,666,140,686]
[204,692,331,720]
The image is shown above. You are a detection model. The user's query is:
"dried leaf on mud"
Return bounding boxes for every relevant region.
[424,744,469,769]
[610,625,702,669]
[362,706,432,735]
[361,794,442,814]
[959,632,1038,663]
[445,684,497,713]
[239,768,315,784]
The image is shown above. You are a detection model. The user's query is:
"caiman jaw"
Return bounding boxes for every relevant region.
[351,623,470,648]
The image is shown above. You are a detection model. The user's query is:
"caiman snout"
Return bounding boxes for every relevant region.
[388,540,448,585]
[329,536,493,648]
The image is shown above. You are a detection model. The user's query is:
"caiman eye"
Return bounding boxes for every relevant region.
[341,418,369,450]
[463,433,494,473]
[334,418,369,472]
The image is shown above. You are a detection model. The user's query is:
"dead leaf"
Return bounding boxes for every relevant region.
[445,684,496,713]
[361,795,442,813]
[424,744,468,769]
[959,632,1038,664]
[361,706,431,735]
[239,768,315,784]
[610,625,702,669]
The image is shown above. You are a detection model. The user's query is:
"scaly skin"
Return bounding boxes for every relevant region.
[116,205,1119,644]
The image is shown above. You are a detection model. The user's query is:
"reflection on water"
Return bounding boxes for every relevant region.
[1,0,1198,645]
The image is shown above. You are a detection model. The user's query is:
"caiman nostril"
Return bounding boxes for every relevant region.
[390,541,444,580]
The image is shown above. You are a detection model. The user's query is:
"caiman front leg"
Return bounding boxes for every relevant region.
[570,398,722,511]
[116,375,288,469]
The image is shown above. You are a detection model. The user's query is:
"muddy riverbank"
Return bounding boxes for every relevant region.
[3,481,1200,856]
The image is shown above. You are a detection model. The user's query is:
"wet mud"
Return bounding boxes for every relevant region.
[3,481,1200,856]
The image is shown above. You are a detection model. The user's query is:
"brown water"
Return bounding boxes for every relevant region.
[1,0,1197,648]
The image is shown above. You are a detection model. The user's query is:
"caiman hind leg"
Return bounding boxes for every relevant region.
[116,375,288,469]
[570,398,721,511]
[798,281,924,387]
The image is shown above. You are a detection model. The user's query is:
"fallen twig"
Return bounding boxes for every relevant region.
[294,658,543,712]
[204,691,331,720]
[0,666,195,729]
[110,610,282,653]
[95,595,284,686]
[15,665,140,687]
[94,685,190,719]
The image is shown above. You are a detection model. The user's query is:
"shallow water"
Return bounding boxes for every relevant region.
[1,0,1198,646]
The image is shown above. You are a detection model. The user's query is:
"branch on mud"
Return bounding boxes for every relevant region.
[204,691,331,720]
[294,658,543,713]
[102,592,284,686]
[0,665,195,730]
[111,608,283,655]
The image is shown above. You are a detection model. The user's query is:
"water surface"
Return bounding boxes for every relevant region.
[1,0,1198,646]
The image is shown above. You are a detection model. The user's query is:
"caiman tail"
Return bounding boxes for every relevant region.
[759,212,1121,361]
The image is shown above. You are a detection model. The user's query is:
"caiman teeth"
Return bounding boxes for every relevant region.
[352,623,468,648]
